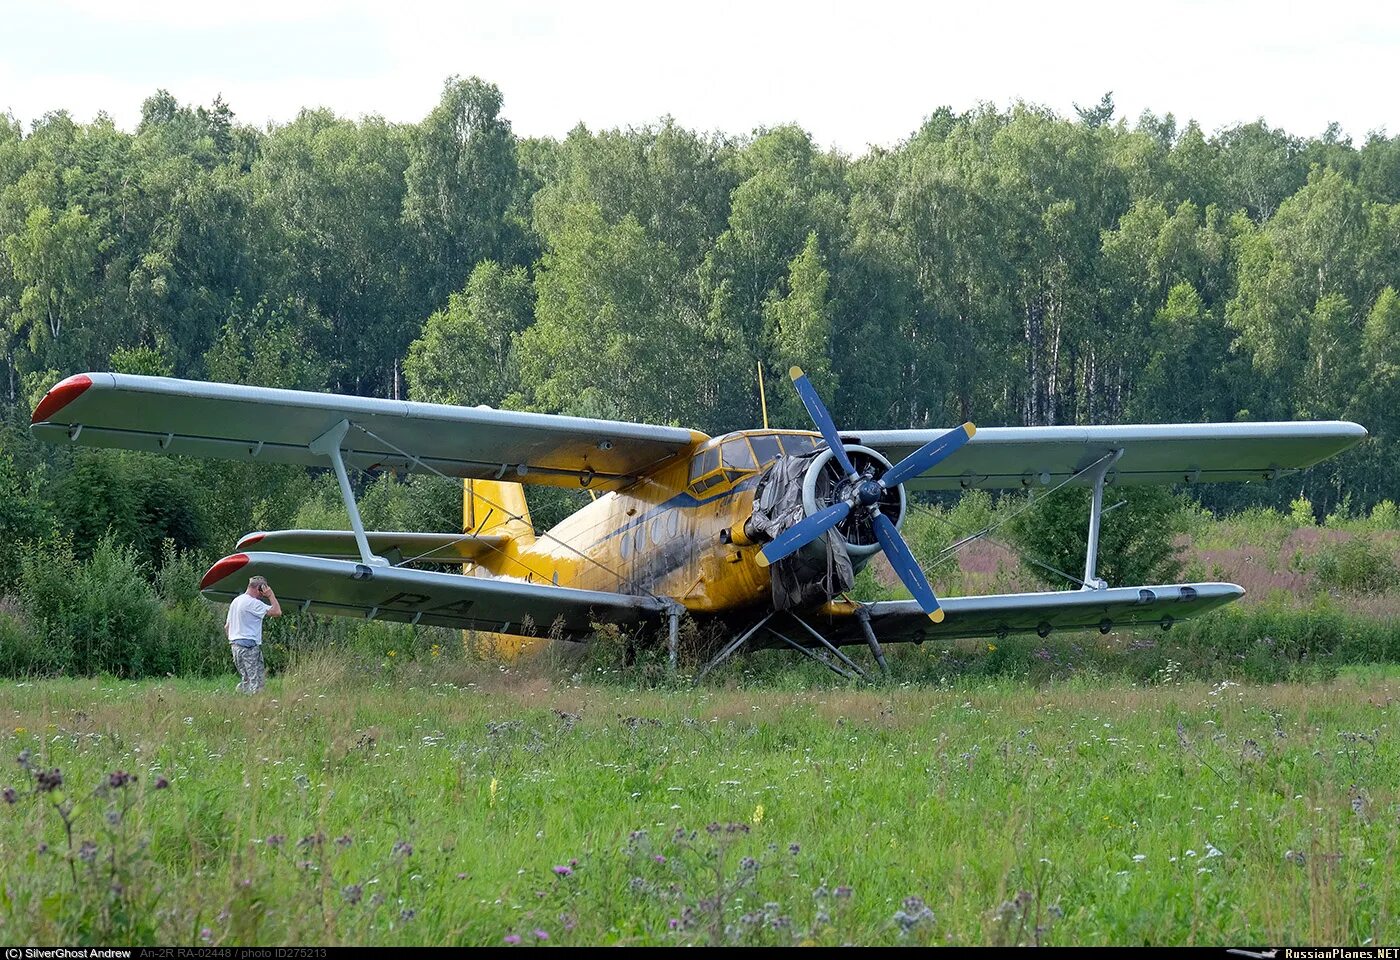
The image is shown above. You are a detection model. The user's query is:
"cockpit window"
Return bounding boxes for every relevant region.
[749,434,783,467]
[688,446,720,483]
[721,438,756,471]
[778,434,818,456]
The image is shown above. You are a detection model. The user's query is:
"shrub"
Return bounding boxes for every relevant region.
[1003,485,1186,588]
[1308,535,1399,593]
[19,536,166,677]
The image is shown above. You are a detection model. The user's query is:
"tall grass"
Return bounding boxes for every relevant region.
[1,666,1395,945]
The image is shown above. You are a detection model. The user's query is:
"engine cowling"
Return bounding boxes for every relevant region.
[799,443,907,560]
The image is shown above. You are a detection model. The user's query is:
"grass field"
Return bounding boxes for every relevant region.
[1,657,1397,946]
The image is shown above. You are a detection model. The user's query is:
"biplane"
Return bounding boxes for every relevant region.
[30,369,1366,678]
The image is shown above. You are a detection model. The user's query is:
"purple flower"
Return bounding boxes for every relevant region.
[342,884,363,904]
[552,865,573,877]
[199,928,212,942]
[1,786,15,804]
[335,834,352,847]
[265,834,285,848]
[392,840,413,858]
[36,768,63,793]
[653,854,666,864]
[78,840,98,863]
[154,776,169,790]
[668,918,679,930]
[789,843,801,855]
[533,929,549,941]
[503,935,521,945]
[107,770,133,788]
[834,886,853,899]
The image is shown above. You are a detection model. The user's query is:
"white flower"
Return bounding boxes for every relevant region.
[1132,854,1146,862]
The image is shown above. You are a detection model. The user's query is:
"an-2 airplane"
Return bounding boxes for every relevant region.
[30,369,1366,678]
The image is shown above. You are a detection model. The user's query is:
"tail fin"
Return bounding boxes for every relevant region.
[464,479,536,546]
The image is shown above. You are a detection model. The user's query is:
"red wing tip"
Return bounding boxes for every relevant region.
[200,554,250,590]
[237,532,266,549]
[31,374,93,424]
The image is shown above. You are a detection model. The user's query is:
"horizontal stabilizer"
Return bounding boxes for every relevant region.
[200,552,663,640]
[818,582,1244,646]
[236,530,509,564]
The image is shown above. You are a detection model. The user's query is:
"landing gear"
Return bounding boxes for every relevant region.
[695,609,880,684]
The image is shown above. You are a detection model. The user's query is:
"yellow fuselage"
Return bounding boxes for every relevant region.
[468,429,829,614]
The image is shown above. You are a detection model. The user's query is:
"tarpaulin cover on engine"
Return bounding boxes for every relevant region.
[748,453,854,610]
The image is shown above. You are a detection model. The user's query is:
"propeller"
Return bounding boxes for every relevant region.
[755,367,975,623]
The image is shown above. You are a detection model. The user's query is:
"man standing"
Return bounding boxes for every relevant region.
[225,575,282,693]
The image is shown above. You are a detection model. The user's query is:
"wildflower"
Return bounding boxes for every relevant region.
[789,843,800,855]
[489,778,499,807]
[36,842,48,855]
[668,919,679,930]
[107,770,133,788]
[13,727,24,735]
[392,840,413,858]
[553,865,573,877]
[78,841,98,863]
[739,856,757,871]
[154,776,169,790]
[752,804,764,825]
[342,884,363,904]
[36,768,63,793]
[400,908,416,921]
[834,886,853,899]
[1,786,15,804]
[297,832,325,849]
[387,650,397,658]
[533,929,549,941]
[893,896,934,933]
[504,935,521,944]
[105,808,122,826]
[1204,842,1223,858]
[1132,854,1146,862]
[335,834,353,848]
[200,928,212,942]
[266,834,286,849]
[988,643,997,652]
[653,854,666,864]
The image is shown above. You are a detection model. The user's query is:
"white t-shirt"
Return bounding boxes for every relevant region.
[226,594,272,646]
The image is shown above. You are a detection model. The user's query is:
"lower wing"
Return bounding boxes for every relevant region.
[200,552,663,640]
[816,582,1243,645]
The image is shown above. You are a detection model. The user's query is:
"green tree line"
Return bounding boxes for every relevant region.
[4,79,1399,523]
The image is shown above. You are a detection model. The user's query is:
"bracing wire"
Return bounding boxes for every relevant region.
[347,422,667,607]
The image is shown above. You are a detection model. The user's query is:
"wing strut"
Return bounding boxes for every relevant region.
[855,605,889,676]
[1082,448,1124,590]
[308,420,387,568]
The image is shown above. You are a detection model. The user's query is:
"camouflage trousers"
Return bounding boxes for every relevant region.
[231,644,266,694]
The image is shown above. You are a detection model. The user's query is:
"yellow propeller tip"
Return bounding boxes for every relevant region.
[963,422,977,438]
[755,552,772,568]
[789,366,804,381]
[929,608,945,624]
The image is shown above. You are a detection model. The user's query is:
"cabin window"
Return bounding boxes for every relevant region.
[749,434,783,467]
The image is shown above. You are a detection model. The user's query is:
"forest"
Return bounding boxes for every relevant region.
[2,78,1399,591]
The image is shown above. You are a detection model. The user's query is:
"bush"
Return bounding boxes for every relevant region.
[20,536,165,677]
[1308,535,1399,592]
[1003,485,1186,588]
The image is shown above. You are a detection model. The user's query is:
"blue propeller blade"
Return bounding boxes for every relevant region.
[755,500,852,568]
[790,367,857,479]
[872,512,944,623]
[880,422,977,490]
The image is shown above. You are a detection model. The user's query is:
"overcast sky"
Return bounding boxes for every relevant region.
[2,0,1395,152]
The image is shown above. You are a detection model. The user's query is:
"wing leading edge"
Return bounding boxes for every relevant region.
[31,373,706,491]
[813,582,1244,646]
[858,422,1366,490]
[200,552,664,640]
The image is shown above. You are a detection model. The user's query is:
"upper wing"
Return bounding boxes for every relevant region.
[812,582,1243,646]
[856,422,1366,490]
[31,373,706,491]
[200,552,663,640]
[236,530,509,565]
